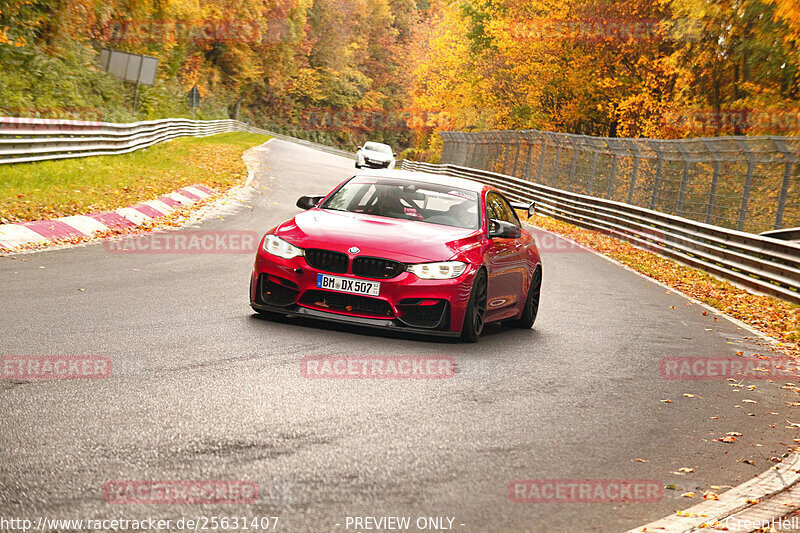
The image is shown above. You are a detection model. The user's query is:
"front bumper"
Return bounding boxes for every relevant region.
[362,160,392,169]
[250,250,476,336]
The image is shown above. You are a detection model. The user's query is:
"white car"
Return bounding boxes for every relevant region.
[356,142,396,169]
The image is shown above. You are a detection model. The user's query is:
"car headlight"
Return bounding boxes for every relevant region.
[407,261,468,280]
[262,234,305,259]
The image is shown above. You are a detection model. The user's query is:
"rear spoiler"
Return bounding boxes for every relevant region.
[509,201,536,217]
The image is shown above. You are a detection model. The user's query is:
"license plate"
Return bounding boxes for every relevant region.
[316,274,380,296]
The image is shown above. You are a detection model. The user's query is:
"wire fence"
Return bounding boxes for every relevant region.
[439,130,800,234]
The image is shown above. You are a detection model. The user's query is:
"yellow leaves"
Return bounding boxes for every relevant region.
[702,490,719,500]
[681,491,696,498]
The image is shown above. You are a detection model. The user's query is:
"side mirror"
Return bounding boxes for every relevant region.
[509,200,536,219]
[489,219,522,239]
[296,195,325,210]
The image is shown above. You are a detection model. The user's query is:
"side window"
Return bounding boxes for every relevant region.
[497,195,521,228]
[486,192,520,228]
[485,192,503,223]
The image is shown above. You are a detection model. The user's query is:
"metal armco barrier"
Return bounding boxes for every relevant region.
[0,118,272,165]
[438,130,800,233]
[401,160,800,305]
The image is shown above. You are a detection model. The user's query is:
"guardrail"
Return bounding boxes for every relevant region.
[0,118,272,165]
[401,160,800,305]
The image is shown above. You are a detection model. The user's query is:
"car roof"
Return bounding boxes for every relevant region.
[356,169,490,194]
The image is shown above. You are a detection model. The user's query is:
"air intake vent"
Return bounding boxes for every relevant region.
[305,249,349,274]
[352,257,405,279]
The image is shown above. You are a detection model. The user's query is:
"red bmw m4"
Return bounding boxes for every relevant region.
[250,170,542,342]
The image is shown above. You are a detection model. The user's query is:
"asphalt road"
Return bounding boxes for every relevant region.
[1,139,799,532]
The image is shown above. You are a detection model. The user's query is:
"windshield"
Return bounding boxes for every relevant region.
[363,142,392,154]
[321,177,480,230]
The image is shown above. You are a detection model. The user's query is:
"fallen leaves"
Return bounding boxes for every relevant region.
[527,215,800,357]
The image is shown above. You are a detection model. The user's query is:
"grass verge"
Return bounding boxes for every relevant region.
[0,132,271,223]
[520,212,800,357]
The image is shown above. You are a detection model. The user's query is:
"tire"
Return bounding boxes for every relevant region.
[355,162,361,169]
[516,266,542,329]
[461,269,488,343]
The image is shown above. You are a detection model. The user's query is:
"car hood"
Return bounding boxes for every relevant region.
[361,149,394,161]
[274,209,479,262]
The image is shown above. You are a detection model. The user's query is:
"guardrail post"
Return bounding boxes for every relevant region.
[649,141,663,210]
[440,133,451,163]
[451,132,462,165]
[587,149,599,195]
[675,142,692,217]
[607,152,618,199]
[489,132,499,171]
[521,132,535,180]
[701,139,721,225]
[512,134,522,176]
[734,138,755,231]
[483,134,492,171]
[452,133,462,164]
[772,138,796,230]
[505,133,514,174]
[776,162,793,230]
[537,134,547,182]
[459,132,469,166]
[568,136,579,191]
[626,140,641,204]
[552,134,563,186]
[470,136,479,168]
